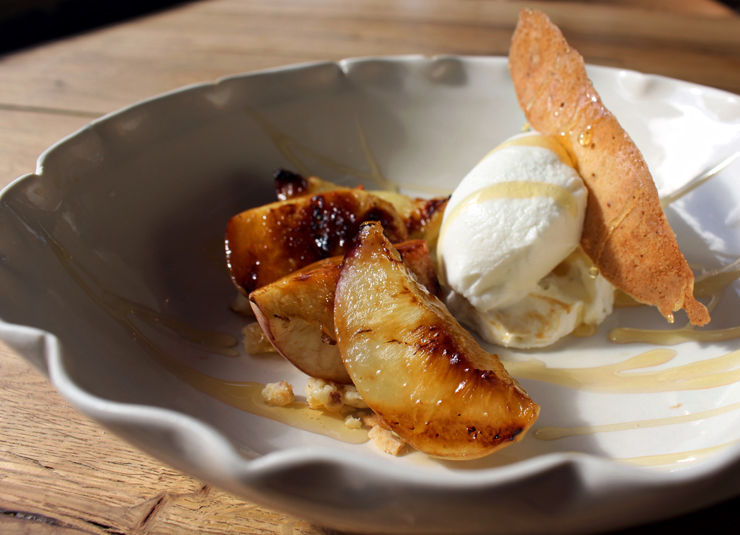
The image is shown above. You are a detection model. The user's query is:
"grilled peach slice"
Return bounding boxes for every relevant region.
[226,188,407,294]
[249,240,441,384]
[273,170,448,250]
[334,222,540,459]
[372,191,448,250]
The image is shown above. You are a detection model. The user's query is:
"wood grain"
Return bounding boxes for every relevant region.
[1,1,739,533]
[0,0,738,120]
[0,343,333,535]
[0,109,95,188]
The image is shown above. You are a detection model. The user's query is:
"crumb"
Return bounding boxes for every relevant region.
[305,377,343,411]
[362,411,406,456]
[344,415,362,430]
[361,412,390,430]
[368,426,405,456]
[243,323,276,354]
[342,386,368,409]
[230,293,255,318]
[261,381,295,407]
[305,378,369,412]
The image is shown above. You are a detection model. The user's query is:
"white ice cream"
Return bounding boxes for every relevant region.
[438,132,614,348]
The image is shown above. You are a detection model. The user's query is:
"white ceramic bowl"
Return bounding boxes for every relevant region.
[2,56,740,534]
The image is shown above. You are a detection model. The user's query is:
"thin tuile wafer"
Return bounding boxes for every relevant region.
[508,9,709,326]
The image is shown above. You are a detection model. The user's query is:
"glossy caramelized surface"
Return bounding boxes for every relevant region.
[334,223,539,459]
[274,171,450,249]
[226,189,407,294]
[249,239,442,384]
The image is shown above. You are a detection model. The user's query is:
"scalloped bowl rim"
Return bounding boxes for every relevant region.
[2,55,740,534]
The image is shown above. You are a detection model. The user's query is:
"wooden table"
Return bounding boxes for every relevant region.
[2,1,740,533]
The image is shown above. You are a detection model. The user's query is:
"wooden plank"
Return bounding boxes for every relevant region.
[0,343,328,535]
[0,0,738,118]
[0,109,96,188]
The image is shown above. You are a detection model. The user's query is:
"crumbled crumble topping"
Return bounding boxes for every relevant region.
[263,376,404,455]
[344,415,363,429]
[261,381,295,407]
[305,377,369,412]
[368,426,405,456]
[361,412,389,430]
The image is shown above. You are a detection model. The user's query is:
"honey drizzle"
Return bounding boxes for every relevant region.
[571,323,597,338]
[503,348,740,394]
[40,119,740,463]
[609,259,740,345]
[659,151,740,208]
[534,401,740,441]
[436,133,581,267]
[247,107,397,192]
[484,133,576,168]
[45,230,367,444]
[614,441,736,468]
[608,156,740,343]
[161,372,368,445]
[438,180,579,248]
[610,325,740,345]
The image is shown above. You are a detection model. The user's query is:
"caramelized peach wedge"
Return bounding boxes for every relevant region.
[334,222,540,459]
[229,170,537,459]
[226,186,407,294]
[226,170,448,296]
[273,170,449,254]
[249,240,442,384]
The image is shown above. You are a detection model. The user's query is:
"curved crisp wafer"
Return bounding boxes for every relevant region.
[508,9,709,326]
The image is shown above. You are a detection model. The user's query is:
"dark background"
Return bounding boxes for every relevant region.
[0,0,192,54]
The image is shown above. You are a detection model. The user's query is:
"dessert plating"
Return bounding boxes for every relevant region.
[509,9,710,326]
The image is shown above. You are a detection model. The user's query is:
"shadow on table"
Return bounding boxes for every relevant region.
[720,0,740,13]
[602,492,740,535]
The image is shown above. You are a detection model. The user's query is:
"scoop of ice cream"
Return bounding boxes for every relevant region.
[438,131,613,348]
[447,248,614,348]
[438,132,588,310]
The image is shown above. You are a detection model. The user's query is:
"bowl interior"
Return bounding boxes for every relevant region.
[2,56,740,477]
